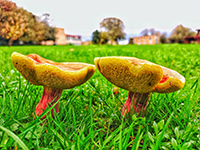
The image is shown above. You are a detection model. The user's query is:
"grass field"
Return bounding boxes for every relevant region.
[0,44,200,149]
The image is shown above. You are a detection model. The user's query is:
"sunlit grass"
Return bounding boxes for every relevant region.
[0,44,200,149]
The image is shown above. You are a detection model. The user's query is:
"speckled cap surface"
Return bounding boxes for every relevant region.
[11,52,96,89]
[94,56,185,93]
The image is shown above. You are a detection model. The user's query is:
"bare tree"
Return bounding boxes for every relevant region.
[140,28,149,36]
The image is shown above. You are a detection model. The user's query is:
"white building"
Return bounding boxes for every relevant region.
[66,34,82,45]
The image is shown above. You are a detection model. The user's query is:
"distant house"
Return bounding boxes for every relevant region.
[129,35,160,45]
[54,28,67,45]
[40,40,54,45]
[40,27,66,45]
[82,41,92,45]
[184,29,200,44]
[41,27,82,45]
[66,34,82,45]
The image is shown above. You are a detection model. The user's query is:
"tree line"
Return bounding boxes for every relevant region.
[92,18,196,44]
[138,25,196,44]
[0,0,55,46]
[0,0,197,46]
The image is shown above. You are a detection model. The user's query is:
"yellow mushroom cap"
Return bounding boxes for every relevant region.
[11,52,96,89]
[94,56,185,93]
[153,66,185,93]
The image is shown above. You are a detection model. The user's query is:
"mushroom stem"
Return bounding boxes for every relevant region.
[35,87,63,120]
[122,91,150,117]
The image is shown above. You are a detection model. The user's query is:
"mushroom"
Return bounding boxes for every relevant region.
[11,52,96,120]
[94,56,185,117]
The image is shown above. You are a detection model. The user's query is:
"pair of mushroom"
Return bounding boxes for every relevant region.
[11,52,185,120]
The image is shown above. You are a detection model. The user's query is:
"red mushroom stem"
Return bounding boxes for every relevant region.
[122,92,150,116]
[122,75,170,117]
[35,87,63,120]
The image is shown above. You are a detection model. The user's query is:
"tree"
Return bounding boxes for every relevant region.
[100,17,125,44]
[0,0,28,46]
[18,10,39,44]
[0,1,55,45]
[169,25,196,43]
[160,32,168,44]
[100,32,109,44]
[92,30,100,44]
[140,28,160,36]
[43,25,55,41]
[39,13,56,41]
[40,13,52,26]
[140,28,149,36]
[20,12,55,44]
[19,14,43,44]
[149,28,159,35]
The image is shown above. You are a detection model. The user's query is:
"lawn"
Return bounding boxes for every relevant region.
[0,44,200,149]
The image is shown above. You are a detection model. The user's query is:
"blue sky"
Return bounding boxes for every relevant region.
[11,0,200,41]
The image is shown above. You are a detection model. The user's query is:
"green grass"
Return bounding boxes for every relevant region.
[0,44,200,149]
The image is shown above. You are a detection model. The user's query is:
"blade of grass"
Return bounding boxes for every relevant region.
[14,81,30,117]
[0,125,29,150]
[87,82,121,122]
[154,112,174,150]
[15,98,61,141]
[50,128,69,148]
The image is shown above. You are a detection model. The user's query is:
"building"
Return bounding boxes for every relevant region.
[184,29,200,44]
[41,27,82,45]
[129,35,160,45]
[40,40,54,45]
[54,28,67,45]
[66,34,82,45]
[82,41,92,45]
